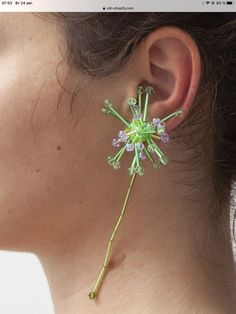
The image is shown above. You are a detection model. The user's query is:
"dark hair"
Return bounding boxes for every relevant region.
[45,13,236,233]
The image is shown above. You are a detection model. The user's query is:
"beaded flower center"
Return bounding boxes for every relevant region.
[102,86,183,176]
[127,120,152,143]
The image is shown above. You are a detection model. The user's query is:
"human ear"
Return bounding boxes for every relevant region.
[135,26,201,132]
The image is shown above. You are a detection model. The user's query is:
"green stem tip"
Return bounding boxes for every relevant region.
[88,291,96,300]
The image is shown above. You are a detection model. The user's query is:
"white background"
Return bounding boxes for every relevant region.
[0,252,54,314]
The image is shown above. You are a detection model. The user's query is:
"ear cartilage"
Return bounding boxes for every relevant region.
[88,86,183,300]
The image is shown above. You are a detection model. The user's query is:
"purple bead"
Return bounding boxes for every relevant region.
[118,130,125,138]
[134,113,142,120]
[161,132,169,143]
[157,121,165,135]
[112,138,120,147]
[153,118,161,126]
[118,130,129,142]
[133,104,139,112]
[136,142,145,151]
[126,143,134,152]
[139,151,146,160]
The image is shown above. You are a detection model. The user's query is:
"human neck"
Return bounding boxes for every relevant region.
[37,164,236,314]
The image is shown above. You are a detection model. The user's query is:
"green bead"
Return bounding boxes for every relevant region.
[128,166,136,175]
[137,86,145,94]
[147,144,156,153]
[128,97,137,106]
[137,167,145,176]
[102,108,110,114]
[175,108,183,117]
[112,160,121,169]
[146,86,155,95]
[153,162,159,169]
[107,156,113,166]
[104,99,113,106]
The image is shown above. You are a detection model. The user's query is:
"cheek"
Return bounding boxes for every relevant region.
[0,57,101,252]
[0,55,73,250]
[0,13,91,251]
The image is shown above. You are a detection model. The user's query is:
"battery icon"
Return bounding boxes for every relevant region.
[227,1,233,4]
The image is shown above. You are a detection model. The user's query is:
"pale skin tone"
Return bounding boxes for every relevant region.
[0,12,235,314]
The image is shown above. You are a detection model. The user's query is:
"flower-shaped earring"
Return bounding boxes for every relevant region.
[89,86,183,300]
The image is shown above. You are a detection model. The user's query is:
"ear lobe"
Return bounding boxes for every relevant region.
[144,26,201,132]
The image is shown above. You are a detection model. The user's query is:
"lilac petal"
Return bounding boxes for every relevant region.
[161,132,170,143]
[134,113,142,120]
[153,118,161,126]
[140,151,146,160]
[118,130,129,142]
[112,138,120,147]
[126,143,134,152]
[136,142,145,151]
[157,122,165,135]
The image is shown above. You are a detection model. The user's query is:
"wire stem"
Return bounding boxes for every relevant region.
[160,108,183,123]
[151,134,161,140]
[109,107,130,127]
[138,92,142,113]
[143,93,150,121]
[88,173,137,300]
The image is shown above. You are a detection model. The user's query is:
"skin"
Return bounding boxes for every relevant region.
[0,12,236,314]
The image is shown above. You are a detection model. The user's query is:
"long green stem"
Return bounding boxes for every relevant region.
[88,173,137,300]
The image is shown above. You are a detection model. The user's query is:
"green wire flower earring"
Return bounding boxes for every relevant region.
[88,85,183,300]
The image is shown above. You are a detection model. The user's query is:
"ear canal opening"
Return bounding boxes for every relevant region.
[150,63,175,101]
